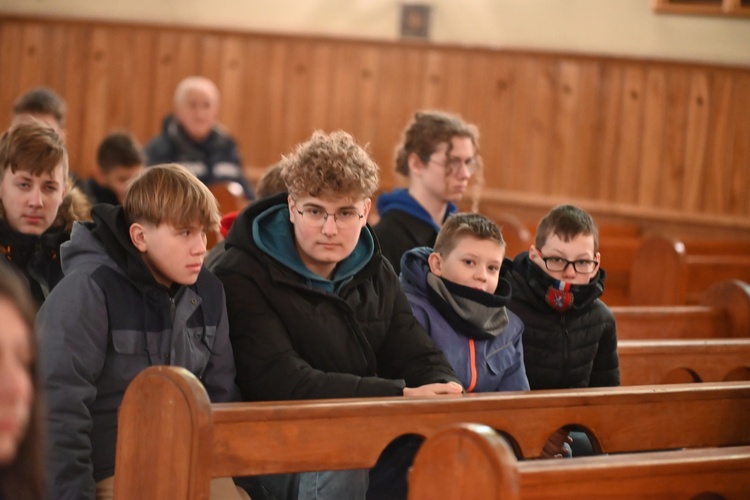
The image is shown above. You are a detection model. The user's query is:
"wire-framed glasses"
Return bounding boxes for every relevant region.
[293,200,364,228]
[537,250,599,274]
[420,154,479,176]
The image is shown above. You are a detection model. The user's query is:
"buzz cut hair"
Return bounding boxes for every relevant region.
[434,212,504,256]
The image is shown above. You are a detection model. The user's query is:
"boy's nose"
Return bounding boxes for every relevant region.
[28,187,44,207]
[321,215,338,235]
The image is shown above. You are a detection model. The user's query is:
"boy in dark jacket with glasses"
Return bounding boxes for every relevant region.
[211,130,461,500]
[504,204,620,457]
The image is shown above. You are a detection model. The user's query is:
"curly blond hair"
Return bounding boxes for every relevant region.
[281,130,379,200]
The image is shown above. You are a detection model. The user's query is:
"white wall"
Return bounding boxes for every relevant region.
[2,0,749,66]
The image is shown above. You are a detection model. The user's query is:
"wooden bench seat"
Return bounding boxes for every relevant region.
[113,367,750,499]
[630,236,750,305]
[409,423,750,500]
[618,338,750,385]
[613,279,750,339]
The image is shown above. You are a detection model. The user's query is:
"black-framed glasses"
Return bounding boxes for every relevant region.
[420,154,479,176]
[537,250,599,274]
[292,200,364,228]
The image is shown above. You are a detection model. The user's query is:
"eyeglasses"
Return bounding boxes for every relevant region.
[537,250,599,274]
[293,201,364,228]
[420,155,479,176]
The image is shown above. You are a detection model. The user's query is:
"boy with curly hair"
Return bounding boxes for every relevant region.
[212,130,461,500]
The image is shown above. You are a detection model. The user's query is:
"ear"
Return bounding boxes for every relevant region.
[529,244,539,259]
[595,251,601,268]
[129,222,148,253]
[407,152,426,176]
[287,194,296,223]
[361,198,372,227]
[428,252,443,276]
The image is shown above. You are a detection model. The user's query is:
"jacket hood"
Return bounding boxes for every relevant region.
[401,246,513,340]
[62,204,161,288]
[376,188,457,232]
[508,251,605,312]
[225,193,376,291]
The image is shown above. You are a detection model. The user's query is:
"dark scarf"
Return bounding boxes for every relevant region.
[425,273,511,340]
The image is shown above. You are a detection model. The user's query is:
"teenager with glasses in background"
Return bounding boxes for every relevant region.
[503,204,620,457]
[210,130,461,500]
[374,110,481,275]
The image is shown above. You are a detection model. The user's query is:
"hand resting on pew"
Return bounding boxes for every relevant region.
[403,381,463,396]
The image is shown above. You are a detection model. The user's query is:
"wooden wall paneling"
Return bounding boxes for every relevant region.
[554,59,586,198]
[263,39,290,167]
[703,71,734,214]
[594,63,623,204]
[58,24,88,177]
[240,37,275,168]
[730,74,750,217]
[18,23,45,97]
[568,59,601,200]
[306,42,335,137]
[0,21,23,131]
[467,51,514,192]
[281,39,315,152]
[197,33,222,87]
[328,42,360,136]
[638,67,667,207]
[77,27,112,179]
[525,57,556,196]
[126,28,157,146]
[613,65,645,205]
[370,44,425,188]
[42,24,71,96]
[150,31,182,141]
[420,47,448,111]
[660,67,690,211]
[682,71,710,212]
[351,44,382,156]
[218,36,249,145]
[436,48,470,115]
[504,58,534,195]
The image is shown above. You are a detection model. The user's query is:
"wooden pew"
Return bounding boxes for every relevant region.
[113,367,750,499]
[629,235,750,305]
[618,338,750,385]
[409,423,750,500]
[613,279,750,339]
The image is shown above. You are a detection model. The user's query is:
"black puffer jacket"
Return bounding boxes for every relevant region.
[504,252,619,390]
[211,194,459,401]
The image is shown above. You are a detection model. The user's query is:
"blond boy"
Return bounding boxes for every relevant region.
[38,164,238,499]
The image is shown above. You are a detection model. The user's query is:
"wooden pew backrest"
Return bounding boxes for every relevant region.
[613,279,750,339]
[408,423,750,500]
[114,367,750,499]
[618,338,750,385]
[630,236,750,305]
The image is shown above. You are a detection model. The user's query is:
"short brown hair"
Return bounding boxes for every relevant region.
[12,87,67,129]
[281,130,379,199]
[434,213,504,256]
[535,205,599,252]
[394,110,481,177]
[96,131,144,173]
[256,161,288,199]
[0,122,68,180]
[124,164,220,231]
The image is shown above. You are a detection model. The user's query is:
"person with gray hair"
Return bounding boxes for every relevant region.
[144,76,255,199]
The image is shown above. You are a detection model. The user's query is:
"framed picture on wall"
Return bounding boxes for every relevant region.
[400,4,432,40]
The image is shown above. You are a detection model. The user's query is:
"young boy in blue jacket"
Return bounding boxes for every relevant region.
[37,164,241,499]
[400,212,529,393]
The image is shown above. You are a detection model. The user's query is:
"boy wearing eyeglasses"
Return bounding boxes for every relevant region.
[504,204,619,455]
[374,110,480,274]
[211,130,461,500]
